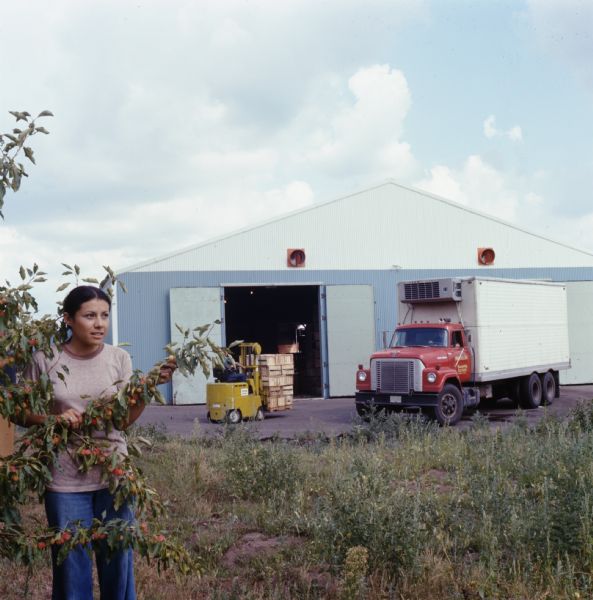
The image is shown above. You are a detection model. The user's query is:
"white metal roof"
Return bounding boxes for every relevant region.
[120,180,593,273]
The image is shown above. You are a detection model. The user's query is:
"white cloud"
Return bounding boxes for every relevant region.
[483,115,523,142]
[1,0,592,309]
[300,65,418,180]
[507,126,523,142]
[415,157,593,254]
[416,155,519,222]
[483,115,498,139]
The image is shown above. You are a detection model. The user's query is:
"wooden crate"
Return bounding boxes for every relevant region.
[259,365,283,378]
[259,354,293,366]
[264,395,292,412]
[260,374,293,387]
[258,354,294,411]
[264,384,293,397]
[258,353,280,366]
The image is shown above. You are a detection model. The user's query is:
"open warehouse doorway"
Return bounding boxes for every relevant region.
[223,285,323,397]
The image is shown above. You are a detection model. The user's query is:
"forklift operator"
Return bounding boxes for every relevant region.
[216,356,247,383]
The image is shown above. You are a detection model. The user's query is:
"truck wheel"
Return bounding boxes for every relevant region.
[255,407,264,421]
[519,373,542,409]
[541,372,556,406]
[226,409,242,425]
[355,404,370,419]
[434,384,463,426]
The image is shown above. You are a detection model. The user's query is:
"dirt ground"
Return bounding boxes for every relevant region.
[136,384,593,438]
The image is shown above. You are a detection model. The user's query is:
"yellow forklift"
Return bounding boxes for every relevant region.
[206,342,264,424]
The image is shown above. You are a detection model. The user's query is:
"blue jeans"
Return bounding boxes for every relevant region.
[45,488,136,600]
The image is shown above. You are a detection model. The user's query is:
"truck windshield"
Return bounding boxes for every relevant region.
[394,328,448,348]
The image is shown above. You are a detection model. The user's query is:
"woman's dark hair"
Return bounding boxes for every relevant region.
[62,285,111,318]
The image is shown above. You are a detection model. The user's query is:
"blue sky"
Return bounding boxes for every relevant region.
[0,0,592,311]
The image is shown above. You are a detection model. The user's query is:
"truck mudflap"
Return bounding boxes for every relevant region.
[355,388,480,412]
[463,387,480,408]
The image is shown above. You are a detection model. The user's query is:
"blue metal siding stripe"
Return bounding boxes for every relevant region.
[117,267,593,403]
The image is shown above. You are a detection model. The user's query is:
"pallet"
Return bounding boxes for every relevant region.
[264,395,293,411]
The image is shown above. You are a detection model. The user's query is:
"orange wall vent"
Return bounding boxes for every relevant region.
[287,248,306,268]
[477,247,495,265]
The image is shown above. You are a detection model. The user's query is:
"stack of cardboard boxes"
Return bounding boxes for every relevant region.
[258,354,294,411]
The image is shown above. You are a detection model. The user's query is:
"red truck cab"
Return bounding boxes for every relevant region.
[355,323,479,425]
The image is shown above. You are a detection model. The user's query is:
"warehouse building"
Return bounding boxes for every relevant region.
[115,181,593,404]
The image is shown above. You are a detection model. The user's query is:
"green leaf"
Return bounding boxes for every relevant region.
[23,147,35,165]
[82,277,99,284]
[35,126,50,134]
[37,110,54,118]
[9,111,29,123]
[56,282,70,292]
[19,265,26,280]
[61,263,73,271]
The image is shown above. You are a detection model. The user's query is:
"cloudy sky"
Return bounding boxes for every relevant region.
[1,0,592,311]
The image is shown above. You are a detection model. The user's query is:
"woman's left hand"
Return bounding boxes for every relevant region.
[158,358,177,384]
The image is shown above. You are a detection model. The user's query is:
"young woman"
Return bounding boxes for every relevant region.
[24,285,174,600]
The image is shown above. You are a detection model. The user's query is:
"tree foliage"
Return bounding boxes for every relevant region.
[0,111,227,575]
[0,110,53,218]
[0,264,227,573]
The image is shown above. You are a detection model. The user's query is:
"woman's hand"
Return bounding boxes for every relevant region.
[58,408,83,429]
[158,356,177,384]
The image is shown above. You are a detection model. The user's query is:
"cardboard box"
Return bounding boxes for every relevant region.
[277,343,299,354]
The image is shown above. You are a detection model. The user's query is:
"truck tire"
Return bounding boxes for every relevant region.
[519,373,542,409]
[255,407,264,421]
[355,403,371,419]
[434,384,463,426]
[541,372,556,406]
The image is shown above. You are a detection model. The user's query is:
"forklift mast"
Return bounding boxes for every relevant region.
[239,342,262,396]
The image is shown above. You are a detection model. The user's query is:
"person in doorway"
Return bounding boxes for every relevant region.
[22,285,175,600]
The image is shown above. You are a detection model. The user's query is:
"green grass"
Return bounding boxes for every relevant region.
[5,402,593,598]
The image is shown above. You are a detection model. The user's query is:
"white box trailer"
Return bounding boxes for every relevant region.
[355,277,570,425]
[398,277,570,382]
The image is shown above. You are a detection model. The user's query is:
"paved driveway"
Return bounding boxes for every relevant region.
[136,385,593,439]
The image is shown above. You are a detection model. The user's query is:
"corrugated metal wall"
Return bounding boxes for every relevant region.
[126,182,593,273]
[117,266,593,402]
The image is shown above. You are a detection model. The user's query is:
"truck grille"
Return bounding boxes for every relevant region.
[373,359,416,394]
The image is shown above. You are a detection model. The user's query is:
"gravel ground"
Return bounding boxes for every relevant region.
[135,384,593,439]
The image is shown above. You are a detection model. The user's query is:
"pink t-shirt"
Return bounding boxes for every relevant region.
[26,343,133,492]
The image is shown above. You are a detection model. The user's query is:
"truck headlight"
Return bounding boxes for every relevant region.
[426,372,437,383]
[357,371,368,382]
